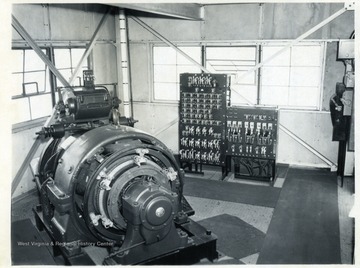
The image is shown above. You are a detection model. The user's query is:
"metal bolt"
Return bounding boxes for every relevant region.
[67,166,73,174]
[155,207,165,217]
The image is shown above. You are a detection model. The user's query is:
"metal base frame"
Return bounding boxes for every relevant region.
[180,161,228,180]
[232,156,276,185]
[33,205,218,265]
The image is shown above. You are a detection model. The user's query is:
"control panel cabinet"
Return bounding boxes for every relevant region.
[226,106,279,181]
[179,73,230,167]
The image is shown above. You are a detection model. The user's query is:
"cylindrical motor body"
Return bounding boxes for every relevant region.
[38,124,184,248]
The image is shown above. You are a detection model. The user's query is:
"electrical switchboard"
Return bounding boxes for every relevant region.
[179,73,230,168]
[226,106,278,181]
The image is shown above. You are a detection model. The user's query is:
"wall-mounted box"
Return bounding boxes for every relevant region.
[338,40,354,59]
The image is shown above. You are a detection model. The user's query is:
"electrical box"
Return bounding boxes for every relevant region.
[179,73,230,168]
[338,40,355,59]
[226,106,279,181]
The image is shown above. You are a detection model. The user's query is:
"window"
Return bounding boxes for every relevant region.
[54,48,88,87]
[11,47,89,125]
[11,49,52,124]
[206,46,257,105]
[260,43,324,109]
[152,42,325,110]
[153,46,202,101]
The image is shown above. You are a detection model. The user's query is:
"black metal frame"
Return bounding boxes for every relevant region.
[33,205,218,265]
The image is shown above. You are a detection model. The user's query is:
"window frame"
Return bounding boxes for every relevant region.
[259,41,326,111]
[205,45,259,106]
[151,43,202,104]
[151,41,326,111]
[11,45,90,126]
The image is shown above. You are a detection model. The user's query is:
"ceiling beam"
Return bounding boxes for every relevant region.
[110,3,203,20]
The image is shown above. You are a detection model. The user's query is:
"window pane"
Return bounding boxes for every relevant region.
[207,47,256,61]
[56,69,72,87]
[205,46,257,86]
[290,67,320,87]
[291,46,321,66]
[262,67,290,86]
[232,60,255,66]
[214,65,238,71]
[29,94,52,119]
[11,98,31,124]
[25,49,46,71]
[11,50,24,73]
[261,44,323,109]
[12,73,24,96]
[231,84,257,105]
[54,49,71,69]
[154,65,176,83]
[24,71,46,93]
[262,46,290,66]
[153,46,201,101]
[154,47,176,64]
[177,47,201,65]
[288,87,319,108]
[261,86,288,106]
[154,83,178,100]
[234,70,256,85]
[71,48,87,68]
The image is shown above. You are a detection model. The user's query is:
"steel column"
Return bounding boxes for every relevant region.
[69,7,112,85]
[11,15,71,88]
[116,9,132,118]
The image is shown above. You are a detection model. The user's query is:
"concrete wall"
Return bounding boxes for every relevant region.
[11,4,118,198]
[127,3,354,172]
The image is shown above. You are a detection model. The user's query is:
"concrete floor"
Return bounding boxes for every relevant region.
[11,165,354,265]
[183,164,354,264]
[337,176,355,264]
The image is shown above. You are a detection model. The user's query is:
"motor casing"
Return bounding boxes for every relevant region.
[36,124,213,264]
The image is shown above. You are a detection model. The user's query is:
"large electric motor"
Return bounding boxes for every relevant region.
[37,125,198,264]
[34,76,217,265]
